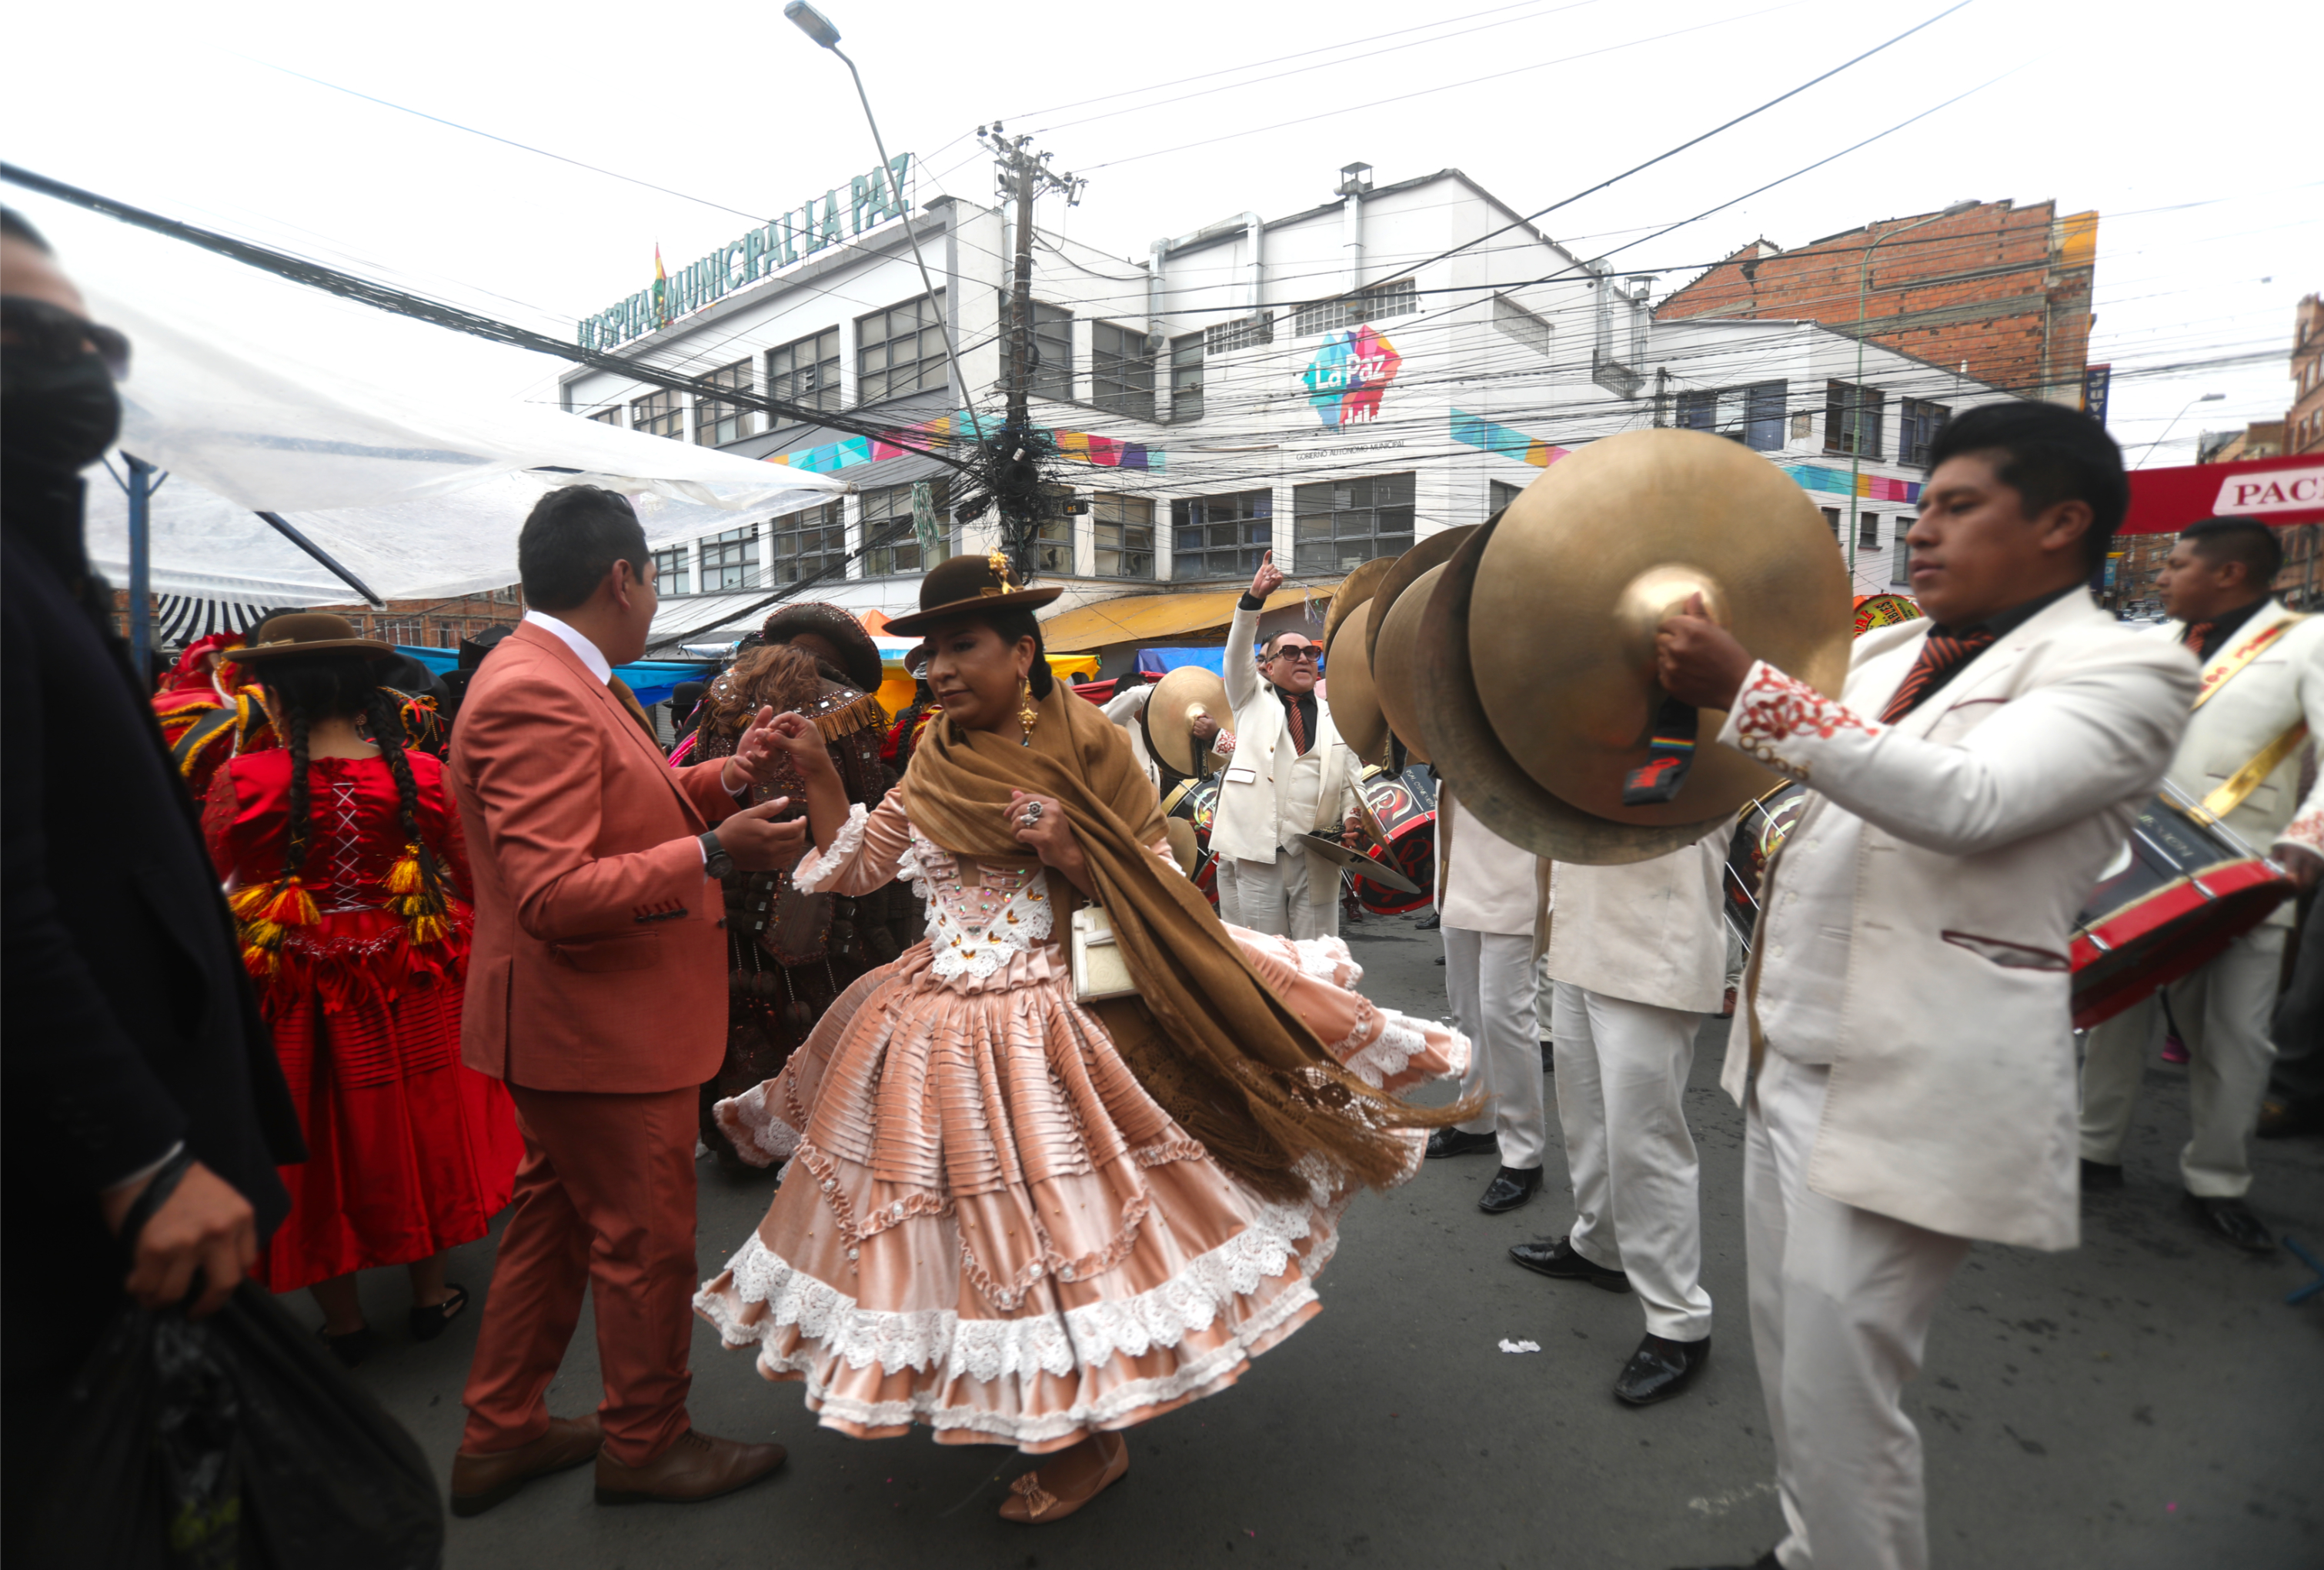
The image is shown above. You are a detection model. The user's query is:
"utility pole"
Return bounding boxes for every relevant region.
[976,122,1084,580]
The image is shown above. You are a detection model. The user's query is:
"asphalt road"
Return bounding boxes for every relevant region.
[342,911,2324,1568]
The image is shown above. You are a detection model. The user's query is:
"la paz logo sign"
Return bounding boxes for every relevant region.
[1302,326,1403,428]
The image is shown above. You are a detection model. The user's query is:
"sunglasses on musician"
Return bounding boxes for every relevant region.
[1270,643,1321,663]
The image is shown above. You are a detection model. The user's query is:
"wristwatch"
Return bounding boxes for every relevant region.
[700,829,736,880]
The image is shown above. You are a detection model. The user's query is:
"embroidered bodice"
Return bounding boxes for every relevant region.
[203,749,469,912]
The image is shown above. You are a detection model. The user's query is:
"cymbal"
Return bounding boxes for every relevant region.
[1147,664,1232,780]
[1364,526,1474,670]
[1293,832,1422,895]
[1414,512,1733,864]
[1164,817,1203,880]
[1471,429,1851,827]
[1321,556,1399,658]
[1322,599,1390,766]
[1371,561,1446,766]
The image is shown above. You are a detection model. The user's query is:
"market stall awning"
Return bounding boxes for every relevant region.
[1038,583,1340,653]
[2121,453,2324,535]
[78,289,853,606]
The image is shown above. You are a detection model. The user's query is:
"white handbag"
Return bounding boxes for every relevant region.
[1070,904,1139,1002]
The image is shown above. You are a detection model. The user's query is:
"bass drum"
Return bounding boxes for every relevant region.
[1354,764,1440,915]
[1165,774,1224,910]
[2070,783,2291,1029]
[1723,782,1810,945]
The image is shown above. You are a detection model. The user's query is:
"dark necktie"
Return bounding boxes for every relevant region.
[608,674,659,740]
[1878,630,1997,723]
[2182,622,2215,659]
[1284,693,1309,755]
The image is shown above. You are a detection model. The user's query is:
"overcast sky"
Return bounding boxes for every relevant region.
[6,0,2313,467]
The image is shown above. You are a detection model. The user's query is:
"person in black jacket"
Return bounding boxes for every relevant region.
[2,208,306,1552]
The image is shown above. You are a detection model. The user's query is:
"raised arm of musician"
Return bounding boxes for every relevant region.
[1226,551,1283,716]
[1656,451,2198,856]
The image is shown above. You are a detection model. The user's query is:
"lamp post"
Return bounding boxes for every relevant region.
[2138,390,2225,469]
[1848,199,1978,583]
[783,2,977,442]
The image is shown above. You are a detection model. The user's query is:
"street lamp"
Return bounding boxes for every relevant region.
[783,2,977,439]
[2137,390,2225,469]
[1848,199,1978,583]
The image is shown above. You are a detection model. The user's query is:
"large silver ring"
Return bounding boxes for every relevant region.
[1020,800,1044,827]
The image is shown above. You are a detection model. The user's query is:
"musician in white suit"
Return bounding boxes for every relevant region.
[2078,516,2324,1253]
[1214,553,1364,939]
[1656,402,2197,1570]
[1511,830,1730,1407]
[1425,787,1550,1214]
[1100,674,1222,794]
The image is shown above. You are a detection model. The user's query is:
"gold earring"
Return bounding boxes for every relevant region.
[1017,676,1039,747]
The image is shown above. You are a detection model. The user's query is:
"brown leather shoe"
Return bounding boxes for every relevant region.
[594,1428,786,1505]
[450,1415,604,1517]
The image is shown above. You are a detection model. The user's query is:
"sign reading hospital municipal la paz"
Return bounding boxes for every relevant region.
[578,154,915,352]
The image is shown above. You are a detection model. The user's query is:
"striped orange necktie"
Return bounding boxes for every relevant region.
[1878,629,1997,723]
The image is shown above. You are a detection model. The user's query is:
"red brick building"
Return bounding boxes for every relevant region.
[1656,199,2099,406]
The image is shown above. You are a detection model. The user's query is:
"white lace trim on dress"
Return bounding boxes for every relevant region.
[713,1084,802,1167]
[699,1197,1329,1384]
[1287,934,1358,984]
[1338,1012,1434,1090]
[792,802,870,894]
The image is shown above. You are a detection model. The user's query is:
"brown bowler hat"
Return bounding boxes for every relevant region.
[760,600,884,693]
[233,612,396,662]
[882,550,1062,636]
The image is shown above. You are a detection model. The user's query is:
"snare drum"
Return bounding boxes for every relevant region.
[2069,783,2292,1029]
[1354,765,1441,915]
[1167,775,1224,910]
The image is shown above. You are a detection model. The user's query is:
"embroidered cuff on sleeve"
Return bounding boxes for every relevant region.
[2277,809,2324,858]
[793,801,870,894]
[1716,659,1882,781]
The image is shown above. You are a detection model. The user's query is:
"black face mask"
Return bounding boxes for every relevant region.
[2,346,122,473]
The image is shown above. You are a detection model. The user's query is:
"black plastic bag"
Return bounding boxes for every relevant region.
[32,1169,443,1568]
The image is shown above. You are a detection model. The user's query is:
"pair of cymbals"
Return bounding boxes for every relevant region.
[1410,428,1852,864]
[1146,664,1233,779]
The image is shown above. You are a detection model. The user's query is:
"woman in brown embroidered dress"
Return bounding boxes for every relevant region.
[695,556,1470,1523]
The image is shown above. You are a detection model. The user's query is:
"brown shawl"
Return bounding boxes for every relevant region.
[905,680,1460,1202]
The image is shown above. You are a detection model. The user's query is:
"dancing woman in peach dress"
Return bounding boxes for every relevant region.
[695,554,1470,1522]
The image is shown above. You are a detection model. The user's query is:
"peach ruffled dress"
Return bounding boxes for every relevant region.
[694,786,1468,1452]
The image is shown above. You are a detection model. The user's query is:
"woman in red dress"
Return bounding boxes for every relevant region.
[202,614,522,1364]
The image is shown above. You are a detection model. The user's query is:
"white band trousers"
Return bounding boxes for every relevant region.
[1228,848,1338,940]
[1550,980,1714,1342]
[1445,926,1546,1170]
[2078,924,2284,1198]
[1748,1050,1972,1570]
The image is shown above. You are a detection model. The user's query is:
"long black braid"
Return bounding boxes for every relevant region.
[281,706,314,884]
[259,652,387,887]
[366,686,446,906]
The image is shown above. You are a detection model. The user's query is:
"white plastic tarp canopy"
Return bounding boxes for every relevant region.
[78,289,852,606]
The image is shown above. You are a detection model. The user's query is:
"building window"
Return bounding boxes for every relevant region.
[1002,299,1073,402]
[1204,315,1274,354]
[700,524,760,592]
[1492,294,1554,359]
[768,327,841,419]
[767,502,848,586]
[1677,381,1787,451]
[376,616,425,645]
[1891,519,1912,585]
[1292,473,1415,575]
[1170,332,1204,422]
[857,292,947,406]
[1858,509,1880,550]
[1824,380,1885,459]
[696,359,756,447]
[1094,493,1154,580]
[1092,321,1155,419]
[1294,278,1418,338]
[1819,506,1842,539]
[649,544,691,596]
[863,479,950,576]
[631,389,684,441]
[1171,491,1272,581]
[1489,479,1525,516]
[1897,398,1951,467]
[587,406,623,427]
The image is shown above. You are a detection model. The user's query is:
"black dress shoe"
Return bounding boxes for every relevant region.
[1614,1332,1710,1405]
[2080,1157,2124,1191]
[1416,911,1442,930]
[1508,1235,1631,1293]
[1478,1165,1542,1214]
[2186,1194,2274,1253]
[1426,1127,1500,1161]
[1670,1553,1779,1570]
